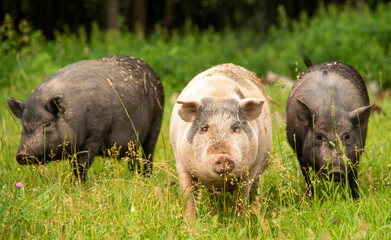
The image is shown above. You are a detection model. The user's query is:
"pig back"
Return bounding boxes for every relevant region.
[179,64,269,100]
[31,56,163,147]
[288,62,369,108]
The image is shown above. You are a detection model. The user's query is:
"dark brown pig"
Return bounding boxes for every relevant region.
[286,58,374,199]
[170,64,272,218]
[7,56,164,181]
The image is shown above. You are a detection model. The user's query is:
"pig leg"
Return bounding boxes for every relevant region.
[249,176,259,201]
[348,168,359,200]
[178,171,198,219]
[249,160,268,200]
[141,115,163,175]
[300,165,314,197]
[233,177,252,215]
[72,142,101,182]
[127,154,140,173]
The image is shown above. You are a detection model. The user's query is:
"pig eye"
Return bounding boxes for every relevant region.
[200,125,209,133]
[43,122,52,129]
[344,134,351,142]
[231,125,241,133]
[315,134,324,142]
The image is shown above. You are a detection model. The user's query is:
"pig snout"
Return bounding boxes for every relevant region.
[16,151,38,165]
[320,148,348,181]
[328,168,346,182]
[320,161,346,182]
[211,154,235,174]
[326,162,347,181]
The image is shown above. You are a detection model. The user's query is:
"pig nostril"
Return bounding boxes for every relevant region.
[16,152,37,165]
[16,153,27,161]
[16,153,28,165]
[213,156,235,174]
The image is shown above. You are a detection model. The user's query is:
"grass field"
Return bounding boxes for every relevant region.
[1,4,391,239]
[1,65,390,239]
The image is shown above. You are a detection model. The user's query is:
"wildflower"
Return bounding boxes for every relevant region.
[16,182,24,189]
[330,216,337,225]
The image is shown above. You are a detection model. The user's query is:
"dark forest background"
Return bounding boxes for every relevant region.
[1,0,390,39]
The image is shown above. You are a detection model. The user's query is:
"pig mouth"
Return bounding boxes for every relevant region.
[16,153,41,165]
[329,169,346,182]
[321,168,346,182]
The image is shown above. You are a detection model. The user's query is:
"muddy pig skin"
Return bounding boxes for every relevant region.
[7,55,164,181]
[286,58,374,199]
[170,64,272,218]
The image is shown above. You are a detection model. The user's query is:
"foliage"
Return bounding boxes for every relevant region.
[255,3,391,89]
[1,3,391,239]
[4,0,384,39]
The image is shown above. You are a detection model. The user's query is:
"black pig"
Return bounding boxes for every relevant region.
[7,56,164,181]
[286,58,374,199]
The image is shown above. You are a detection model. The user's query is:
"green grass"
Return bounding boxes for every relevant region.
[1,3,391,239]
[1,78,390,239]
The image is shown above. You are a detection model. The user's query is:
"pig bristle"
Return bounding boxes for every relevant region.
[207,63,269,103]
[301,55,313,68]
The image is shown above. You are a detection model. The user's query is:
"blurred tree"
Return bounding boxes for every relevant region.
[36,0,54,39]
[165,0,175,32]
[100,0,119,30]
[133,0,147,36]
[1,0,391,39]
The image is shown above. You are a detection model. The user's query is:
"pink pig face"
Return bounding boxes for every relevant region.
[177,97,264,189]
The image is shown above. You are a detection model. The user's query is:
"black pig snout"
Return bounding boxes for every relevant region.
[16,151,38,165]
[328,168,346,182]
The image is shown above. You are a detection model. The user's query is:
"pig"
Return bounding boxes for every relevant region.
[286,57,374,199]
[170,64,272,218]
[7,55,164,181]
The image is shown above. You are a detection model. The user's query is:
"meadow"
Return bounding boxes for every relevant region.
[1,3,391,239]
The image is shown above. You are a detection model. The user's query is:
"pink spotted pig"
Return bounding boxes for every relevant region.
[170,64,272,218]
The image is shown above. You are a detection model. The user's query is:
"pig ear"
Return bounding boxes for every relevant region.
[348,103,374,127]
[46,96,64,117]
[239,98,264,121]
[177,100,201,122]
[296,98,315,127]
[7,97,25,119]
